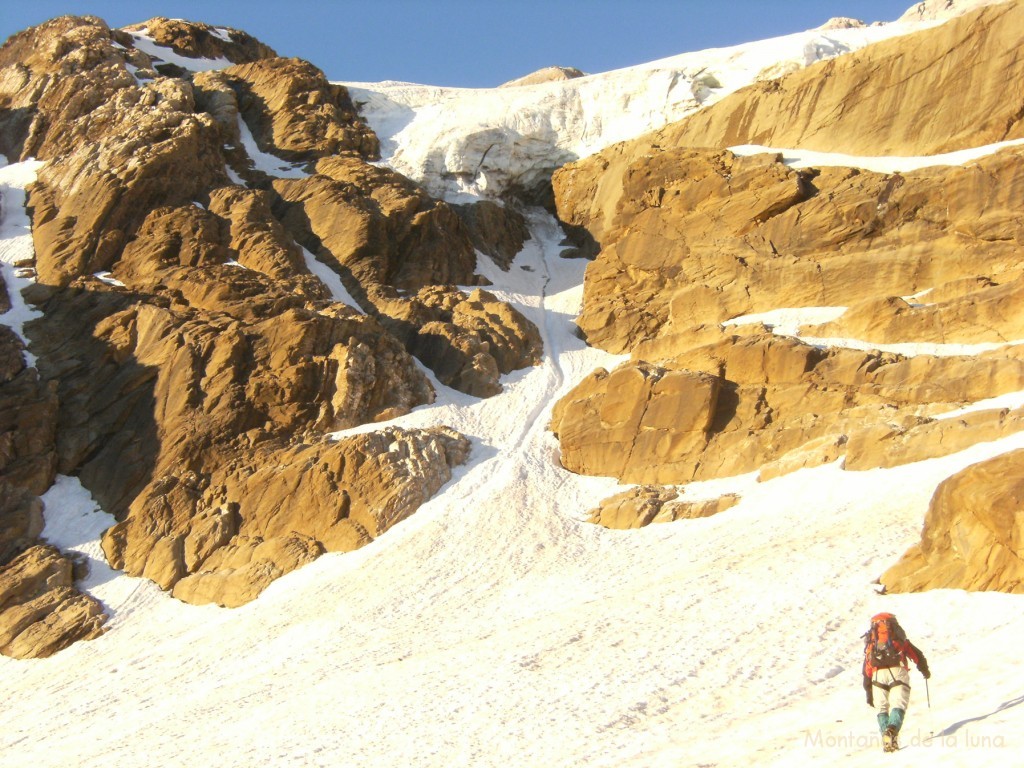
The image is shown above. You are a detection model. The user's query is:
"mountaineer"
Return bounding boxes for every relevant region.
[862,612,930,752]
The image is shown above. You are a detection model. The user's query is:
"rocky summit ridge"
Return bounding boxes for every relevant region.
[0,0,1022,665]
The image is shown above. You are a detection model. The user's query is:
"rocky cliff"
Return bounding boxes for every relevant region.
[550,1,1024,587]
[0,14,544,655]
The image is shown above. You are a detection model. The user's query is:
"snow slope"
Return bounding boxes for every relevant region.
[4,5,1024,765]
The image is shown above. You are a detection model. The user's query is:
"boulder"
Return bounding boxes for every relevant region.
[881,449,1024,593]
[587,485,740,529]
[0,545,106,659]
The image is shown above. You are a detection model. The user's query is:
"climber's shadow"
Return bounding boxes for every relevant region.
[936,693,1024,737]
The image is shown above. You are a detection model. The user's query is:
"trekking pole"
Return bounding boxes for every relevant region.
[925,677,935,742]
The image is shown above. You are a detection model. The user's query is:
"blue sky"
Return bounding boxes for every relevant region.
[2,1,919,87]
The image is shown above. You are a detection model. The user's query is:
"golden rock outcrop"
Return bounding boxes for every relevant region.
[549,2,1024,593]
[0,14,533,636]
[882,449,1024,594]
[657,2,1024,156]
[551,334,1024,484]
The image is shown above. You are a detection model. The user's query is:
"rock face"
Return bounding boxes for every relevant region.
[555,146,1024,354]
[655,2,1024,156]
[881,449,1024,593]
[453,201,531,270]
[844,407,1024,471]
[223,58,380,161]
[805,276,1024,345]
[551,334,1024,484]
[548,2,1024,597]
[0,483,44,571]
[0,288,94,659]
[102,426,470,607]
[0,14,534,618]
[0,544,106,659]
[0,325,58,495]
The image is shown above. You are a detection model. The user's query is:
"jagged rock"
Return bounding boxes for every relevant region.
[551,334,1024,484]
[587,486,740,529]
[103,426,470,605]
[453,200,531,270]
[407,286,542,394]
[2,13,514,618]
[206,187,315,281]
[844,407,1024,470]
[27,275,433,516]
[273,159,542,394]
[881,448,1024,594]
[26,72,228,285]
[223,57,379,162]
[123,17,276,66]
[0,16,135,160]
[500,66,586,88]
[0,544,106,659]
[275,155,481,292]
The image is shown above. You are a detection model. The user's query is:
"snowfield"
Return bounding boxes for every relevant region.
[3,4,1024,766]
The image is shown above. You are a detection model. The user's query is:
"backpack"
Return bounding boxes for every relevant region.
[865,612,907,670]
